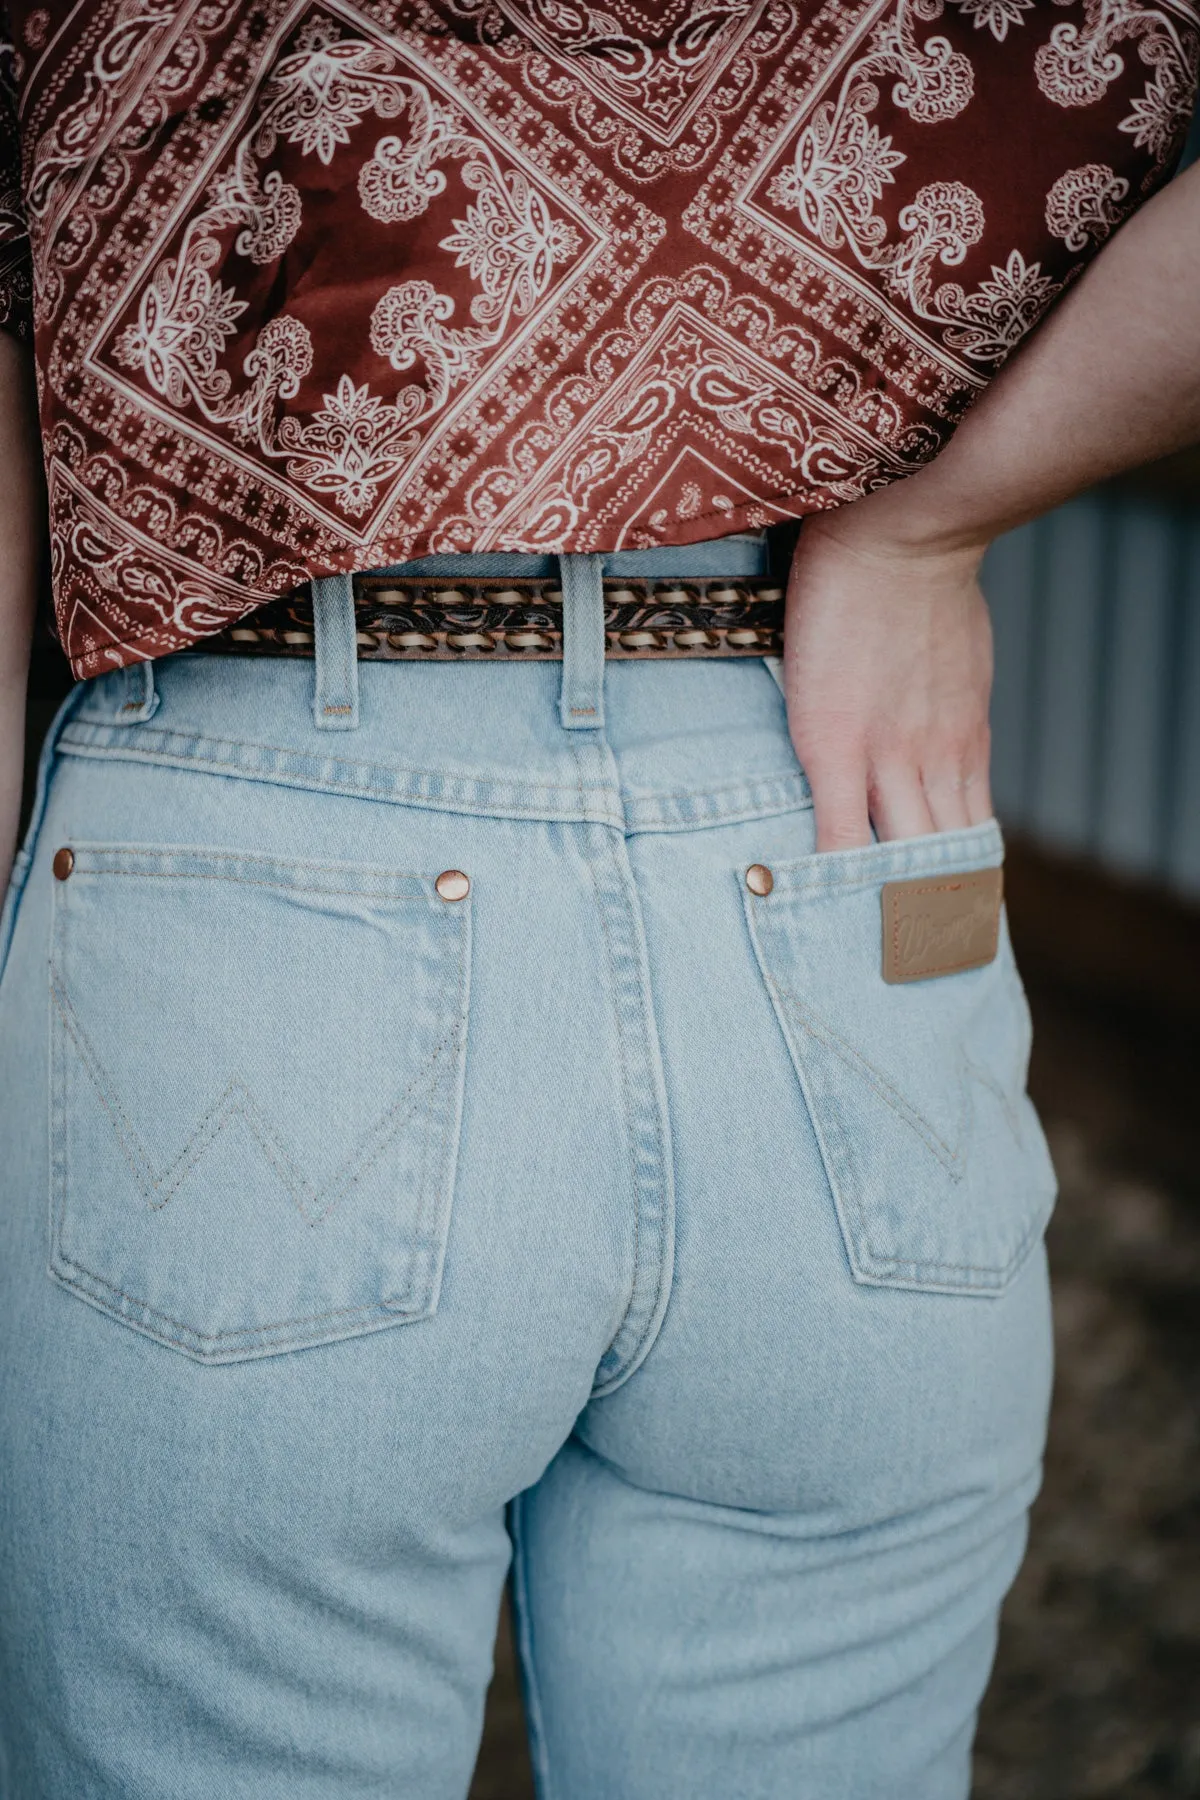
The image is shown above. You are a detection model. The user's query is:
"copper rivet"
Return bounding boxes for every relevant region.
[435,869,470,903]
[745,863,773,897]
[52,846,75,881]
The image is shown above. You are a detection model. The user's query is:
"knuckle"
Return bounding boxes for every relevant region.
[821,819,871,852]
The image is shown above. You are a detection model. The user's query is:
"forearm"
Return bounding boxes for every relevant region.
[828,159,1200,559]
[782,157,1200,848]
[0,332,44,897]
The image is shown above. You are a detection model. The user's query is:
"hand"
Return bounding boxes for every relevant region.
[782,510,995,852]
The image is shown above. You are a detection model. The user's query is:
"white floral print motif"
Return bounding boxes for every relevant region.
[954,0,1034,40]
[763,4,1058,364]
[892,184,1060,361]
[114,19,585,518]
[260,22,410,161]
[495,0,759,131]
[765,3,974,260]
[358,96,461,221]
[1036,0,1197,172]
[1044,160,1132,248]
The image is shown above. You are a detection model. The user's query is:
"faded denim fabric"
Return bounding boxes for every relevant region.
[0,535,1055,1800]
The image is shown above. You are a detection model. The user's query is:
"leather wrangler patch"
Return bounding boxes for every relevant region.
[881,867,1004,985]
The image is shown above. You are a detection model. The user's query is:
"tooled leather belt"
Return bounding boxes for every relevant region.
[192,574,786,662]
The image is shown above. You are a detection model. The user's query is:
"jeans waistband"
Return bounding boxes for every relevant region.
[58,533,809,833]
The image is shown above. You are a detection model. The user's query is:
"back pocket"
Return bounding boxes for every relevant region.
[49,842,470,1361]
[742,820,1056,1296]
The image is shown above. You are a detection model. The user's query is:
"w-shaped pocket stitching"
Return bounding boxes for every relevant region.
[51,974,460,1226]
[766,981,1033,1177]
[742,823,1057,1296]
[49,842,471,1361]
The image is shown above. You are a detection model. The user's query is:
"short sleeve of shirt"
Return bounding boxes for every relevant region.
[0,13,31,341]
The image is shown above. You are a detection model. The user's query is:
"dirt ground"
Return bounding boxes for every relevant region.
[973,984,1200,1800]
[469,978,1200,1799]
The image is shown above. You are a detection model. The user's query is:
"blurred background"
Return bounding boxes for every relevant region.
[19,112,1200,1800]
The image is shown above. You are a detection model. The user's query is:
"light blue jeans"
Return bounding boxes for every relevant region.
[0,534,1056,1799]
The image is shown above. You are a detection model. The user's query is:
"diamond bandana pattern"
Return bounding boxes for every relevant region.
[0,0,1195,677]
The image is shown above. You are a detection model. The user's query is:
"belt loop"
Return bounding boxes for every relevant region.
[115,656,159,724]
[558,553,606,731]
[312,573,360,731]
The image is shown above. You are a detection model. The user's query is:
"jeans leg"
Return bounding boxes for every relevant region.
[0,744,638,1798]
[509,801,1054,1800]
[512,1435,1030,1800]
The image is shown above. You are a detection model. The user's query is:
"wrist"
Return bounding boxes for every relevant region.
[801,496,990,578]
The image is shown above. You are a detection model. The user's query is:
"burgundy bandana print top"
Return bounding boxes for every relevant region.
[0,3,1195,678]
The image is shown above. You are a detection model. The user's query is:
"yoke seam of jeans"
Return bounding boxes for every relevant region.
[621,772,810,807]
[57,734,813,831]
[62,721,618,797]
[56,738,629,827]
[62,723,811,810]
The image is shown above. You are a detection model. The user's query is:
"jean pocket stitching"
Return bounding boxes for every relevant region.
[48,856,471,1359]
[51,977,152,1204]
[743,879,1054,1294]
[768,983,968,1173]
[774,987,1034,1181]
[808,1062,1047,1282]
[48,1253,420,1353]
[52,973,460,1229]
[762,822,1003,899]
[322,1028,459,1231]
[48,1051,460,1353]
[856,1214,1047,1283]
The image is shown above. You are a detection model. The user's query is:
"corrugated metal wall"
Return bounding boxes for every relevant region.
[985,101,1200,899]
[986,496,1200,897]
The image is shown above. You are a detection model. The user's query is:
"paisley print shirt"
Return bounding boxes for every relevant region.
[0,3,1196,678]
